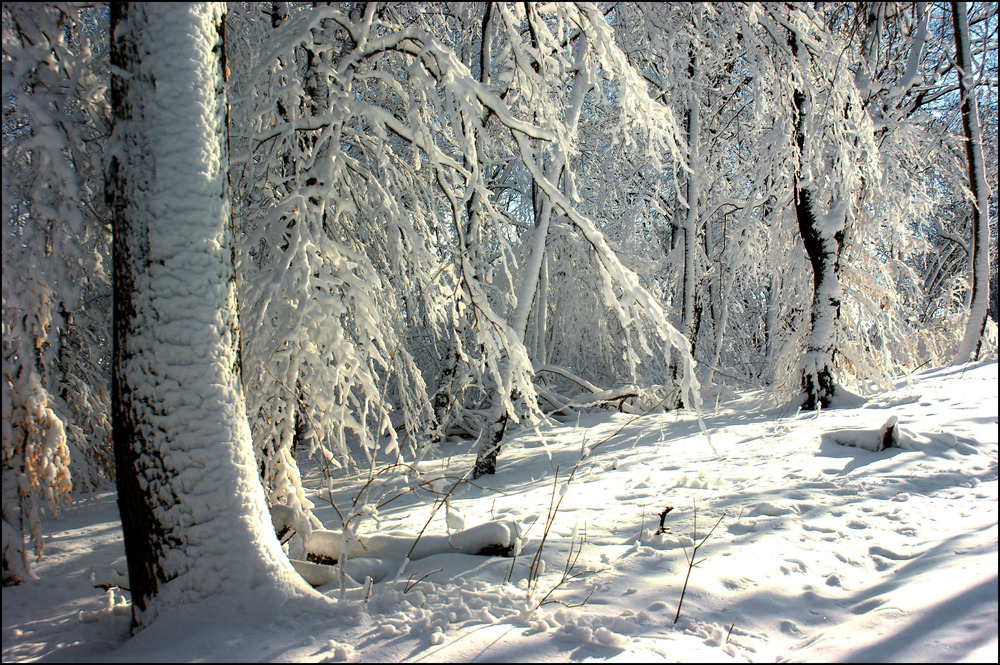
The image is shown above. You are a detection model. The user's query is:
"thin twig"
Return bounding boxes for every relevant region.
[656,505,674,535]
[534,524,595,609]
[674,500,726,624]
[404,469,482,560]
[528,466,562,588]
[404,568,442,593]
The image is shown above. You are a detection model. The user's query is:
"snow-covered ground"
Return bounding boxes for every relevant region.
[3,361,997,662]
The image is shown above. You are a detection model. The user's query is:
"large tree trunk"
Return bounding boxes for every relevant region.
[108,3,321,630]
[951,1,992,363]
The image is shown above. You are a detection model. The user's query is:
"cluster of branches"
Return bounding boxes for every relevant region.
[2,1,996,585]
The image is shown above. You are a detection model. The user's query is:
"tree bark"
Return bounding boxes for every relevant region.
[109,3,319,629]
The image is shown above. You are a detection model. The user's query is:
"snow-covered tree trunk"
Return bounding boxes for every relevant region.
[471,160,555,478]
[472,2,589,478]
[794,172,845,411]
[108,3,322,629]
[681,25,701,359]
[951,1,992,363]
[789,30,846,411]
[674,22,702,408]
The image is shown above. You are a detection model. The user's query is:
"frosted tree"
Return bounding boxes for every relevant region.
[607,3,778,393]
[700,3,889,410]
[784,9,860,408]
[108,2,326,628]
[231,2,346,523]
[2,2,110,584]
[600,5,799,399]
[612,3,956,404]
[822,3,956,381]
[805,2,996,384]
[471,2,693,476]
[232,3,447,509]
[228,3,695,482]
[3,0,994,612]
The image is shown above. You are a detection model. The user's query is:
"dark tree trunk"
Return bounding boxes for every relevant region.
[431,316,464,443]
[108,1,161,620]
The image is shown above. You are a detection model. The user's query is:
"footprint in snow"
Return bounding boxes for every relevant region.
[849,597,884,614]
[834,551,864,567]
[802,523,837,534]
[721,576,757,591]
[868,545,916,572]
[779,558,807,575]
[868,545,916,561]
[778,620,802,635]
[749,501,799,517]
[870,555,894,571]
[865,394,921,409]
[726,521,758,535]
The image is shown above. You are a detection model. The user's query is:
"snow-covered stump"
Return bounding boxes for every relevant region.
[830,416,901,452]
[108,2,326,630]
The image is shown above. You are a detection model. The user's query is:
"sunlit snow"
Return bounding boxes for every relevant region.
[2,361,996,662]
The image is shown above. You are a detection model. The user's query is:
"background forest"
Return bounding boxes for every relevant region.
[2,0,997,641]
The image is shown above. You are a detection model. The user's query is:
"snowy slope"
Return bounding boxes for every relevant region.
[2,361,997,662]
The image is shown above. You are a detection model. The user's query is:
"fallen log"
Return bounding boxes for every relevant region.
[291,520,523,587]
